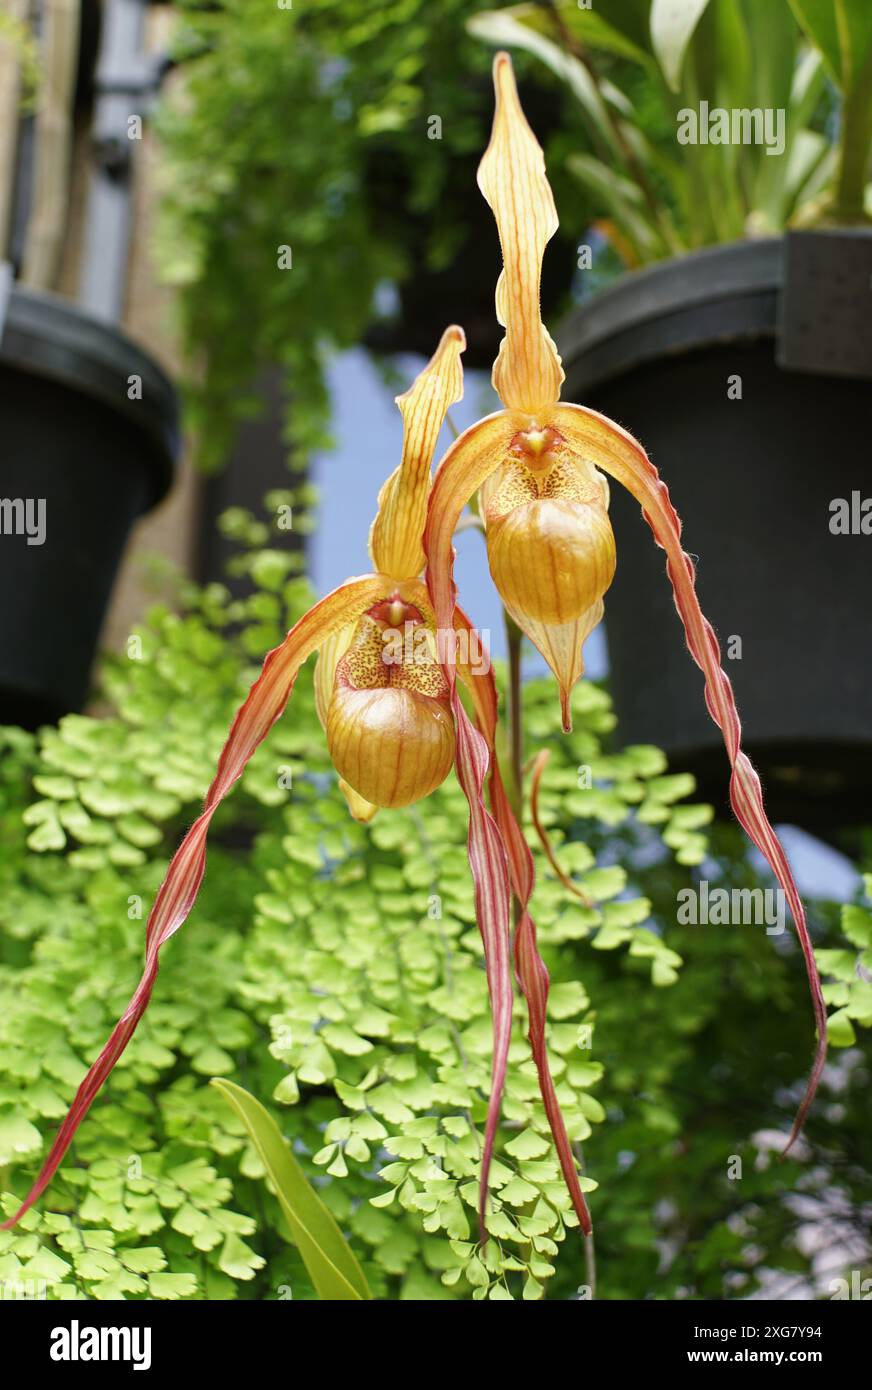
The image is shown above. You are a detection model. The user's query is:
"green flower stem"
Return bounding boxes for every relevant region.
[573,1141,597,1299]
[584,1217,597,1299]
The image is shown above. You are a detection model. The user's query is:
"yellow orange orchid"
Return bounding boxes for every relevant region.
[1,325,513,1231]
[424,52,827,1213]
[312,325,469,822]
[3,58,827,1252]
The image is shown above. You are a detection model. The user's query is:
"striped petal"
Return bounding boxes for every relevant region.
[421,585,513,1239]
[502,594,604,734]
[424,575,588,1236]
[551,401,827,1147]
[1,575,385,1230]
[489,766,593,1236]
[451,686,513,1240]
[314,623,356,730]
[425,411,515,626]
[453,601,499,744]
[530,749,593,907]
[408,589,513,1236]
[426,429,586,1233]
[368,325,466,582]
[478,53,565,414]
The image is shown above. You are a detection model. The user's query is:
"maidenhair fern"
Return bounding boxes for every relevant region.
[1,524,868,1299]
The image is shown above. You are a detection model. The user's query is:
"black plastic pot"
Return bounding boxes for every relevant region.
[0,288,178,728]
[196,365,306,598]
[558,235,872,829]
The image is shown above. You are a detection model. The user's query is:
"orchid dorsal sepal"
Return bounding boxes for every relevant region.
[478,52,564,415]
[411,59,619,729]
[368,324,465,582]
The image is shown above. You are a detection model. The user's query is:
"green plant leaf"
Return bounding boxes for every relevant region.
[788,0,843,82]
[650,0,713,90]
[467,8,625,161]
[210,1079,371,1300]
[790,0,872,89]
[514,0,653,64]
[826,1006,856,1047]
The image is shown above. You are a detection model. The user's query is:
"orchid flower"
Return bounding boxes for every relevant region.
[2,325,509,1230]
[424,53,827,1226]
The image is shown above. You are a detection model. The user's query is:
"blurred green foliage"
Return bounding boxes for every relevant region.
[155,0,590,471]
[0,10,41,111]
[470,0,849,264]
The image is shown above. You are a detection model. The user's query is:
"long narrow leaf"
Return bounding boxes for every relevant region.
[650,0,714,91]
[212,1079,371,1301]
[788,0,843,83]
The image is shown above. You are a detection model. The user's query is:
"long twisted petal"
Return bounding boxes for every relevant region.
[452,686,513,1239]
[425,522,590,1236]
[490,765,593,1235]
[422,547,513,1237]
[1,576,386,1229]
[530,749,593,907]
[552,402,827,1145]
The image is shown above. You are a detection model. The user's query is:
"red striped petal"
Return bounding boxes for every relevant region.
[427,598,511,1237]
[426,491,515,1239]
[552,402,827,1148]
[530,749,593,907]
[1,576,385,1230]
[432,577,589,1236]
[451,686,514,1239]
[490,766,593,1236]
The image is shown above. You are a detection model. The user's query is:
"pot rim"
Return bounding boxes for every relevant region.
[0,287,179,510]
[558,237,784,394]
